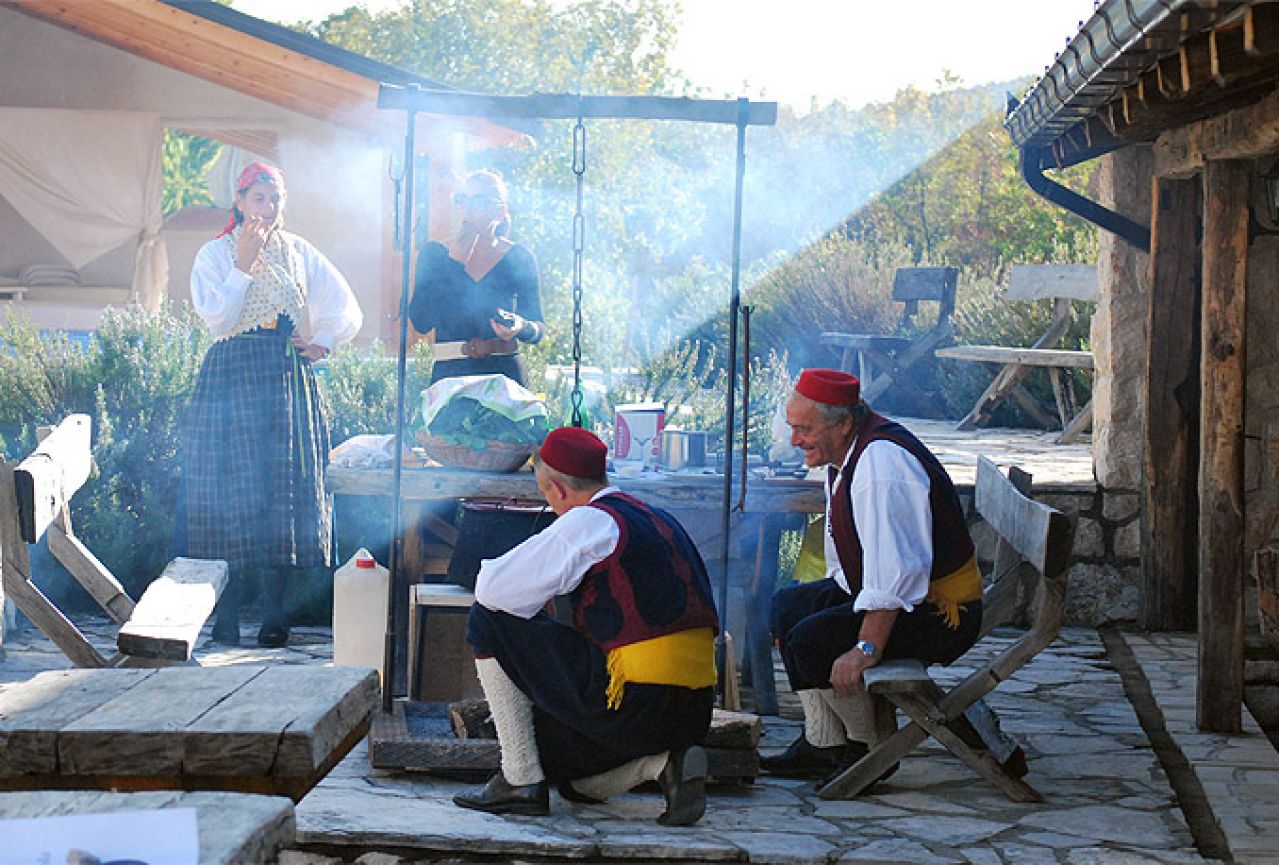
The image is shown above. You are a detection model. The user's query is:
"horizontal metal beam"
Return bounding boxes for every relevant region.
[377,84,778,126]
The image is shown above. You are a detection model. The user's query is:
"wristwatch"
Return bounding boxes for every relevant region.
[854,639,878,659]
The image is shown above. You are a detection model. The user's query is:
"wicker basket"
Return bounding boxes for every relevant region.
[416,431,535,473]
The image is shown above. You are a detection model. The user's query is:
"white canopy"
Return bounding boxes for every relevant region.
[0,107,168,308]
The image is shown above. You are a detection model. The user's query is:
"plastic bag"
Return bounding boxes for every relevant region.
[329,434,400,469]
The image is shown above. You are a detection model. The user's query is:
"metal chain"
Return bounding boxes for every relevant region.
[570,112,587,428]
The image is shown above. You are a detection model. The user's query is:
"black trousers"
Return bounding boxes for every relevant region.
[770,578,981,691]
[466,604,714,783]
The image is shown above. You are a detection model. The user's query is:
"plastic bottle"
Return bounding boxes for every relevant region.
[332,548,389,682]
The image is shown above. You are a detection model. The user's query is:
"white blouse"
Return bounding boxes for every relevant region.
[474,487,622,619]
[190,231,363,348]
[824,439,934,612]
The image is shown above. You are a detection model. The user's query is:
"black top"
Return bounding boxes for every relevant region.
[409,241,544,343]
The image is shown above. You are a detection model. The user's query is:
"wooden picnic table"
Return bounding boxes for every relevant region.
[326,462,826,715]
[0,789,295,865]
[0,666,379,802]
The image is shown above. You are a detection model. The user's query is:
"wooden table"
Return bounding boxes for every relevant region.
[0,789,295,864]
[326,463,826,714]
[0,666,379,802]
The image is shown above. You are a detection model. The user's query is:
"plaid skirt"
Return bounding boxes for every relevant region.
[179,328,331,574]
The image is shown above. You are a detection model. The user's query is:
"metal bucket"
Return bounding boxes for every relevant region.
[660,430,708,471]
[446,501,556,590]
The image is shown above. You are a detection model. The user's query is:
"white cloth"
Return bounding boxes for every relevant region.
[475,487,622,619]
[0,108,168,308]
[190,231,362,349]
[824,439,933,612]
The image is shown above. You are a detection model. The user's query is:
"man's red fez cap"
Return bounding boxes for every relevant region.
[539,426,608,478]
[795,368,861,406]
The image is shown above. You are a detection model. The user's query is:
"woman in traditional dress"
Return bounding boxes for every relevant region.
[410,170,544,386]
[180,162,362,647]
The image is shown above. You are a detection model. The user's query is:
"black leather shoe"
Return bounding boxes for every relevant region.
[818,741,900,790]
[558,780,604,804]
[760,733,848,779]
[257,622,289,648]
[657,746,707,826]
[454,773,550,816]
[210,617,240,646]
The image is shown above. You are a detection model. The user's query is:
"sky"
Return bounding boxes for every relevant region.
[228,0,1099,111]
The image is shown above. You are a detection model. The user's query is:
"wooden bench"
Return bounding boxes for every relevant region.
[822,266,958,405]
[935,264,1096,444]
[817,456,1075,802]
[0,414,227,666]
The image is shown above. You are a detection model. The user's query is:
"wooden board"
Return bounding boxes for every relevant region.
[935,345,1094,369]
[1006,264,1098,302]
[14,413,91,543]
[0,790,295,865]
[0,666,379,801]
[116,557,229,660]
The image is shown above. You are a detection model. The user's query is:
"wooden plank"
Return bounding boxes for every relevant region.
[975,457,1057,575]
[892,267,958,303]
[1197,158,1248,734]
[934,346,1094,368]
[1006,264,1098,302]
[377,87,779,126]
[184,666,379,781]
[47,524,134,625]
[116,557,229,660]
[0,669,155,777]
[708,708,763,749]
[57,666,264,777]
[14,414,91,543]
[1142,176,1200,631]
[0,790,295,865]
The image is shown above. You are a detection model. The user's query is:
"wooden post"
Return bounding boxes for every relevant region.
[1197,159,1248,733]
[1142,176,1200,630]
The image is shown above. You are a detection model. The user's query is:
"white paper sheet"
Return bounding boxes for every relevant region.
[0,807,198,865]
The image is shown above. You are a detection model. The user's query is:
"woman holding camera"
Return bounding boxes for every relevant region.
[410,170,544,386]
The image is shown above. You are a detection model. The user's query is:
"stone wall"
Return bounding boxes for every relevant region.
[960,485,1141,627]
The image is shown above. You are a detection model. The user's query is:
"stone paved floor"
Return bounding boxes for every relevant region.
[0,618,1231,864]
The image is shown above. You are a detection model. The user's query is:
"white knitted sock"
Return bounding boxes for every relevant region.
[475,657,544,786]
[569,752,668,801]
[819,688,878,744]
[799,688,846,747]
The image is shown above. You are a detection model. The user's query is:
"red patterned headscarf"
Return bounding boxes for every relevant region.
[218,161,286,237]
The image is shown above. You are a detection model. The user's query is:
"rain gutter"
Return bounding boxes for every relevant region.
[1004,0,1206,252]
[1020,146,1151,253]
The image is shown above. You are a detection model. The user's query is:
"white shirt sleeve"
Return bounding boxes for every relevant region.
[295,237,363,349]
[189,239,252,338]
[188,235,363,346]
[849,439,934,612]
[474,498,621,619]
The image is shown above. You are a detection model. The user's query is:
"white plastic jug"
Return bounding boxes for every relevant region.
[332,548,388,681]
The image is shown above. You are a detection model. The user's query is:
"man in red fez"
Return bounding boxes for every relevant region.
[761,369,985,780]
[453,426,720,826]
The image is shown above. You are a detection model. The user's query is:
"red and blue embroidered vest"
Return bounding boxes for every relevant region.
[572,492,720,651]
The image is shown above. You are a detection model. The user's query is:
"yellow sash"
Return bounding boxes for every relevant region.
[924,555,982,628]
[604,627,717,710]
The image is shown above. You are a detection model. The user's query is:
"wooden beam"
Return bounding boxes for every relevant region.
[377,87,779,126]
[1141,176,1200,631]
[1197,159,1248,734]
[1154,85,1279,178]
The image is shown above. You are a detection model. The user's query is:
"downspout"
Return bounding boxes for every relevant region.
[1020,146,1151,253]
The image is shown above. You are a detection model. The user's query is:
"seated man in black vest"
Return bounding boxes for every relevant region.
[762,368,982,779]
[453,426,720,826]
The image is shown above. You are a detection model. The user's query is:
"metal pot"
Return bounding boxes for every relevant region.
[660,430,707,471]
